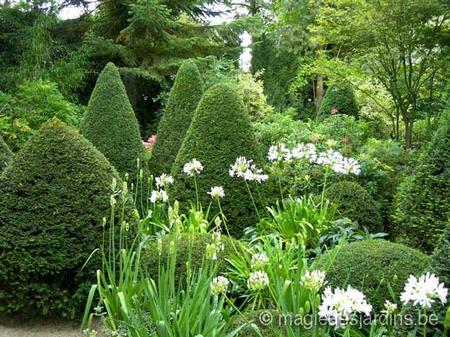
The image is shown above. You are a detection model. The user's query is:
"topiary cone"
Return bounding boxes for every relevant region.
[0,134,12,172]
[171,83,263,237]
[150,60,203,176]
[0,118,134,316]
[80,62,146,179]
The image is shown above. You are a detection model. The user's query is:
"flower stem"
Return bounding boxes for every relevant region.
[244,180,260,219]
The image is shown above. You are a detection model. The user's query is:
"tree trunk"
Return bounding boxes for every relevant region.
[404,120,413,149]
[315,75,324,111]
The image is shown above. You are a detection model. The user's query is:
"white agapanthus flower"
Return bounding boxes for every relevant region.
[247,271,270,291]
[251,252,269,270]
[400,273,448,309]
[208,186,225,199]
[155,173,174,188]
[301,270,327,292]
[229,157,268,182]
[268,143,292,162]
[381,300,398,315]
[313,149,361,176]
[150,189,169,203]
[292,143,317,163]
[210,276,230,296]
[319,285,372,328]
[183,158,203,176]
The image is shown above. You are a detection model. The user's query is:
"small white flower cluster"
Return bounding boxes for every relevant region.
[268,142,361,175]
[210,275,230,296]
[229,156,268,182]
[247,270,270,291]
[208,186,225,199]
[150,173,173,204]
[319,285,372,328]
[183,158,203,176]
[400,272,448,309]
[381,300,397,315]
[251,252,269,270]
[301,270,327,292]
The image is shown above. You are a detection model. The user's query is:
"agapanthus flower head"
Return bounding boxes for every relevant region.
[183,158,203,176]
[381,300,397,315]
[229,157,268,183]
[268,143,292,162]
[247,271,270,291]
[208,186,225,199]
[150,189,169,203]
[251,252,269,270]
[292,143,317,162]
[210,276,230,296]
[319,285,372,328]
[301,270,327,292]
[400,272,448,309]
[155,173,174,188]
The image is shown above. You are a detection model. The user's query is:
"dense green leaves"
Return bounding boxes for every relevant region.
[80,62,146,178]
[151,60,203,175]
[319,83,359,119]
[0,135,12,172]
[171,83,263,236]
[392,108,450,253]
[0,118,132,317]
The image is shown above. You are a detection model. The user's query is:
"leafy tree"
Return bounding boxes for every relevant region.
[392,108,450,253]
[171,83,262,237]
[151,60,203,175]
[0,118,133,317]
[80,62,146,178]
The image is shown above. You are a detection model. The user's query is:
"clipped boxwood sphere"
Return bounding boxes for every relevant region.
[142,233,242,286]
[0,118,134,317]
[316,240,430,309]
[171,84,263,237]
[80,62,146,178]
[392,109,450,253]
[150,60,203,175]
[319,83,359,119]
[0,134,12,172]
[325,181,383,232]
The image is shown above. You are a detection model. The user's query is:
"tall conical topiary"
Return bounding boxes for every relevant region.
[0,135,12,172]
[80,62,146,178]
[392,108,450,253]
[171,83,263,237]
[319,83,359,119]
[150,60,203,175]
[0,118,134,317]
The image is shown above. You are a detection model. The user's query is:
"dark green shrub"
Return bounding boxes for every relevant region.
[150,60,203,175]
[80,62,146,178]
[171,83,263,237]
[230,310,283,337]
[0,118,133,317]
[0,134,12,172]
[392,109,450,253]
[316,240,430,309]
[431,226,450,288]
[325,181,383,232]
[319,83,359,119]
[142,233,242,286]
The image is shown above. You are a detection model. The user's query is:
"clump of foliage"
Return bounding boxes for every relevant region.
[236,72,274,121]
[0,118,132,317]
[230,310,283,337]
[316,240,430,309]
[80,62,146,178]
[319,83,359,119]
[431,226,450,288]
[392,108,450,253]
[150,60,203,175]
[143,233,241,286]
[326,181,383,232]
[0,80,84,151]
[171,83,262,237]
[0,135,12,172]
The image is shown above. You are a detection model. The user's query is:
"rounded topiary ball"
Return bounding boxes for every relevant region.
[0,118,134,317]
[316,240,430,309]
[142,233,242,285]
[325,181,383,232]
[319,83,359,119]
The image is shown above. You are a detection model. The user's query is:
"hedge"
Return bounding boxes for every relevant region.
[319,83,359,119]
[0,134,12,172]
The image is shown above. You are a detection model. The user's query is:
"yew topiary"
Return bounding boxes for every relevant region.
[171,83,263,237]
[319,83,359,119]
[150,60,203,175]
[80,62,146,178]
[0,134,12,172]
[0,118,133,317]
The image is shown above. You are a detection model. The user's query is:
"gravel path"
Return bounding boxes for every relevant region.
[0,316,104,337]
